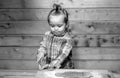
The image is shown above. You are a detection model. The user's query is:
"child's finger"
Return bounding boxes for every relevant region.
[48,67,55,71]
[54,64,61,69]
[42,64,49,69]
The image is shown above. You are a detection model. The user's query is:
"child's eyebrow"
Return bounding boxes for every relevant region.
[50,22,64,24]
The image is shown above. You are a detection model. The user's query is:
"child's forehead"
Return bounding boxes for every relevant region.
[49,15,65,24]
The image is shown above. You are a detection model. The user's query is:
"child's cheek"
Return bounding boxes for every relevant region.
[50,27,55,31]
[59,26,65,32]
[58,27,63,31]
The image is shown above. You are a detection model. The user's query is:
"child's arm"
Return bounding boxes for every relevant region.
[50,38,73,68]
[37,33,48,70]
[37,35,46,63]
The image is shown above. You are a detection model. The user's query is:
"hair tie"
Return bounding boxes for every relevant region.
[53,4,62,12]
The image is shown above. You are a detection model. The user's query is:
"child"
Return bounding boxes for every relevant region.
[37,4,74,70]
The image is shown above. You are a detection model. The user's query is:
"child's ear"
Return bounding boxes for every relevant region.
[65,24,69,30]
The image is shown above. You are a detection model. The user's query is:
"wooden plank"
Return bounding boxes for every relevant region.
[1,9,120,21]
[36,69,113,78]
[74,35,120,47]
[73,60,120,71]
[1,0,120,8]
[0,47,120,60]
[0,59,120,70]
[0,70,36,76]
[72,48,120,60]
[0,0,22,8]
[0,69,112,78]
[0,35,42,46]
[0,70,36,78]
[0,34,120,47]
[0,21,49,35]
[0,60,38,70]
[1,21,120,34]
[3,76,35,78]
[0,47,37,60]
[70,21,120,34]
[0,9,49,21]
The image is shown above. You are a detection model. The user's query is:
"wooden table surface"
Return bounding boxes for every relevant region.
[36,69,114,78]
[0,69,119,78]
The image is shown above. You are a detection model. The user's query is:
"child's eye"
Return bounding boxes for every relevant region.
[49,24,64,27]
[57,24,63,27]
[50,24,55,27]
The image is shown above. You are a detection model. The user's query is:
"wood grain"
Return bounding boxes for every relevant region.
[0,35,120,47]
[0,60,38,70]
[0,47,120,70]
[0,35,42,46]
[1,21,120,34]
[0,70,36,76]
[0,69,111,78]
[3,76,35,78]
[73,35,120,47]
[0,47,120,60]
[0,0,120,71]
[72,47,120,60]
[0,59,120,70]
[74,60,120,71]
[1,9,120,21]
[0,21,49,35]
[36,69,112,78]
[0,47,37,60]
[1,0,120,8]
[0,70,36,78]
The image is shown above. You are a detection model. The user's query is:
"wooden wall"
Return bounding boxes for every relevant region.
[0,0,120,71]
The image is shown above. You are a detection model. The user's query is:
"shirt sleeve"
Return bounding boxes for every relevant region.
[54,38,73,66]
[37,33,48,63]
[37,35,47,54]
[62,38,73,56]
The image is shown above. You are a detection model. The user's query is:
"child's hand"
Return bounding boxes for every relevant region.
[50,60,58,67]
[39,64,49,70]
[49,60,61,69]
[42,64,49,69]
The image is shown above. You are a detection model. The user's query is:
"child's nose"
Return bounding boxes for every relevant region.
[54,26,58,30]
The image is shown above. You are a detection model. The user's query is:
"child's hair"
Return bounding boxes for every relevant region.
[47,4,69,25]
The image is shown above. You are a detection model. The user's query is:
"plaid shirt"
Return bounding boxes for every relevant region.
[37,31,73,69]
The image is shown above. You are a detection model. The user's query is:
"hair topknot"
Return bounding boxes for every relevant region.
[48,3,69,25]
[53,4,62,11]
[52,4,63,15]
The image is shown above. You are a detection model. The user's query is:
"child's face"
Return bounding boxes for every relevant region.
[49,15,66,36]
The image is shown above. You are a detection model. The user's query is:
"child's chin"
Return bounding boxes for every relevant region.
[52,31,62,36]
[54,33,61,36]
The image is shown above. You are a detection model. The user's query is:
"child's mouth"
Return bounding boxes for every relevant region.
[52,31,61,35]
